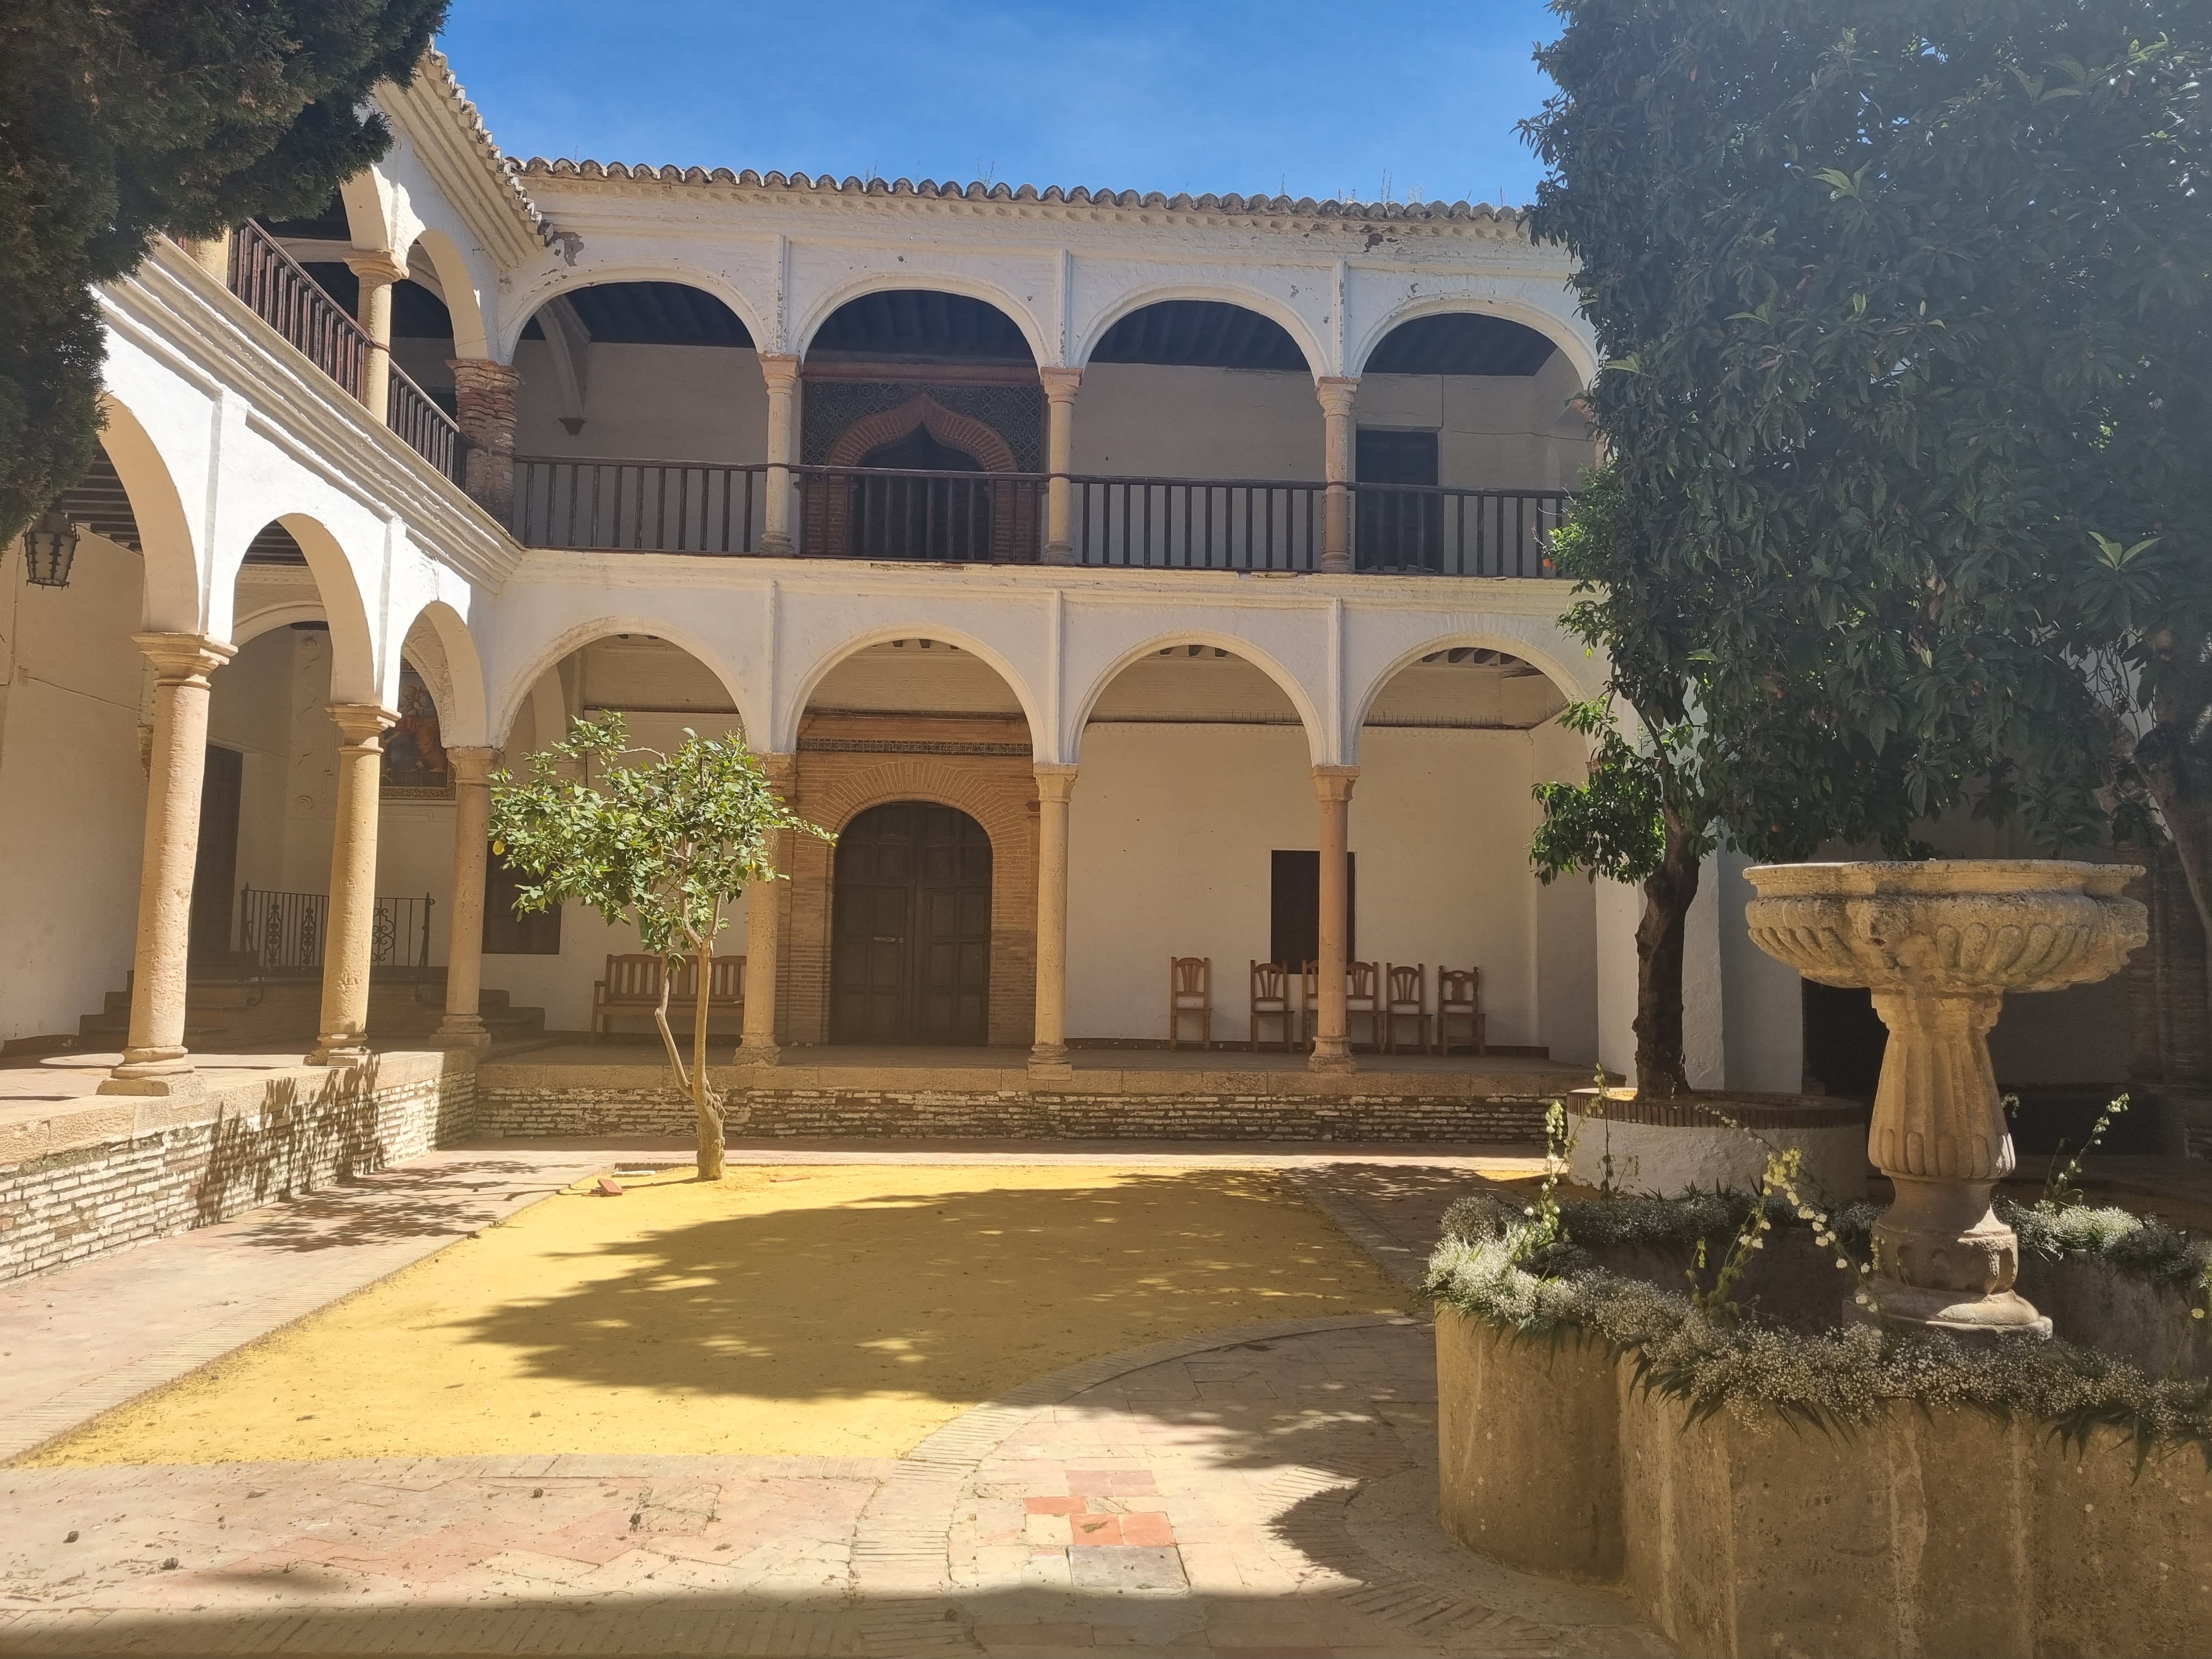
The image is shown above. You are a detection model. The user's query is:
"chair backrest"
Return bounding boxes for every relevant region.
[1386,963,1425,1009]
[1300,960,1318,1002]
[1250,960,1290,1006]
[708,956,746,1001]
[1171,956,1210,1005]
[605,954,666,1000]
[1440,967,1480,1011]
[1346,961,1380,1004]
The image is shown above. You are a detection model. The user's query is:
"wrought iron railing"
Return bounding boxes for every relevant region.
[511,456,767,552]
[387,368,465,485]
[228,219,366,398]
[1351,482,1570,577]
[1070,475,1323,571]
[505,458,1569,575]
[796,464,1044,562]
[240,887,435,973]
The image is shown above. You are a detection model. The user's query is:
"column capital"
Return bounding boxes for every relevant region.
[133,632,235,685]
[1034,762,1079,801]
[757,750,798,788]
[1314,375,1361,415]
[345,249,408,286]
[758,352,803,391]
[1038,366,1083,403]
[448,356,522,393]
[1312,763,1359,802]
[446,745,501,785]
[329,703,398,749]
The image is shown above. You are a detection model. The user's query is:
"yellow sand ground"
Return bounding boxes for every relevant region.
[32,1164,1403,1465]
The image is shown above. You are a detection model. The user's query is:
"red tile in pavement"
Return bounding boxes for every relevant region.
[1064,1470,1117,1494]
[1108,1470,1159,1494]
[1069,1513,1122,1545]
[1116,1511,1175,1547]
[1023,1496,1086,1515]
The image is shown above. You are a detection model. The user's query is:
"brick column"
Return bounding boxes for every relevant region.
[1310,764,1359,1073]
[1316,376,1359,573]
[435,746,500,1047]
[1030,764,1079,1074]
[448,358,521,524]
[759,353,803,554]
[1039,368,1081,564]
[100,633,236,1098]
[309,704,396,1067]
[346,250,407,425]
[736,751,798,1063]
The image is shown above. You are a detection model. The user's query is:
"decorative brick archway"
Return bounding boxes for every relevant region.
[804,394,1036,562]
[777,754,1039,1047]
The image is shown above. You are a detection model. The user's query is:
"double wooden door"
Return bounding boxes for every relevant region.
[830,802,992,1045]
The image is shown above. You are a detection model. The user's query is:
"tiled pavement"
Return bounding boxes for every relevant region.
[0,1139,1662,1658]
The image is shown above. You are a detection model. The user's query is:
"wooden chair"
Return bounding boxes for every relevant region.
[1345,961,1381,1052]
[1168,956,1212,1049]
[1297,960,1319,1049]
[1382,963,1431,1055]
[1249,961,1296,1051]
[1436,967,1486,1056]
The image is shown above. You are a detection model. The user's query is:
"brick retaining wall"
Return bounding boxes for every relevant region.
[475,1081,1548,1142]
[0,1053,474,1283]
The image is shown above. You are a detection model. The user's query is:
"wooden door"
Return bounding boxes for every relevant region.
[831,802,992,1045]
[190,746,244,959]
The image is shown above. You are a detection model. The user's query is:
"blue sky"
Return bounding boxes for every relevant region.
[435,1,1561,207]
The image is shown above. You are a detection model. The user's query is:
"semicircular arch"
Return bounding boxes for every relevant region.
[396,599,490,748]
[1068,630,1327,766]
[264,514,378,706]
[498,264,771,363]
[401,227,491,359]
[94,393,201,632]
[793,275,1048,368]
[1351,295,1598,386]
[1075,285,1328,379]
[780,624,1045,757]
[490,616,757,751]
[1348,628,1601,757]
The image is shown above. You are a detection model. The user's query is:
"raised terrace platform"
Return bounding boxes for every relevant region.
[475,1042,1589,1142]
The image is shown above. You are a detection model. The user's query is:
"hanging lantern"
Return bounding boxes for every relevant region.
[22,511,78,588]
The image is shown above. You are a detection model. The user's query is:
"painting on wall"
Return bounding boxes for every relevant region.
[381,664,452,798]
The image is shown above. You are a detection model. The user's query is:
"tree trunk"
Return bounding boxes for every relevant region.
[693,941,724,1180]
[1633,808,1701,1100]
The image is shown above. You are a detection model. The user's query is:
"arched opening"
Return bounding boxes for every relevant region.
[831,802,994,1046]
[509,280,761,551]
[800,290,1042,562]
[1355,645,1589,1070]
[1351,311,1593,574]
[1068,642,1321,1046]
[1075,299,1325,570]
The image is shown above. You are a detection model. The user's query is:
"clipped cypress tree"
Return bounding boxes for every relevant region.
[0,0,447,544]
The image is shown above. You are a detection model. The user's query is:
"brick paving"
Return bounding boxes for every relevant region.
[0,1137,1661,1657]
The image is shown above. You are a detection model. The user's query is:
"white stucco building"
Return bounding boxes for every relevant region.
[8,48,2128,1116]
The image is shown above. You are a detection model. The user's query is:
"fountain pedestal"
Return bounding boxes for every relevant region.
[1744,861,2145,1338]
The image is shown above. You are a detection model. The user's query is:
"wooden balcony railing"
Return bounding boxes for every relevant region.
[508,456,1569,575]
[225,220,467,486]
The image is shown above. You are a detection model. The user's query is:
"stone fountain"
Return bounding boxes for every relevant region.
[1743,860,2146,1338]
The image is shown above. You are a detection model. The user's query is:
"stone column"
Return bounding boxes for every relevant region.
[448,358,521,524]
[759,353,803,554]
[346,249,407,425]
[182,230,231,283]
[434,746,500,1047]
[736,752,798,1063]
[1316,376,1359,573]
[1039,368,1081,564]
[1310,764,1359,1073]
[1031,764,1079,1074]
[100,633,236,1098]
[308,704,397,1067]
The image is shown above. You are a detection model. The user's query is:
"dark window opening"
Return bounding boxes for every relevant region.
[1356,428,1441,571]
[484,859,562,955]
[1269,850,1356,968]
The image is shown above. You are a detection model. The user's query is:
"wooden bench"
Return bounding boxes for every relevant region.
[590,953,745,1041]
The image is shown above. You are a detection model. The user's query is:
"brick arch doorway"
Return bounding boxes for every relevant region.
[830,800,993,1045]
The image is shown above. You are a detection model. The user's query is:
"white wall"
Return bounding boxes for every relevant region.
[1064,722,1571,1048]
[1718,850,1805,1093]
[0,532,150,1040]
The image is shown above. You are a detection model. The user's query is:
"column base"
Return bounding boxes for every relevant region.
[1319,554,1353,574]
[1043,541,1075,566]
[1308,1041,1356,1074]
[758,533,793,555]
[432,1014,494,1049]
[98,1053,202,1098]
[1028,1043,1073,1084]
[731,1041,782,1068]
[306,1037,371,1069]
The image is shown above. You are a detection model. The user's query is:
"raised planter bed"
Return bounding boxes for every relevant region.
[1567,1087,1869,1199]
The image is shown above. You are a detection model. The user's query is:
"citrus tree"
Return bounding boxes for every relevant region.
[488,716,829,1179]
